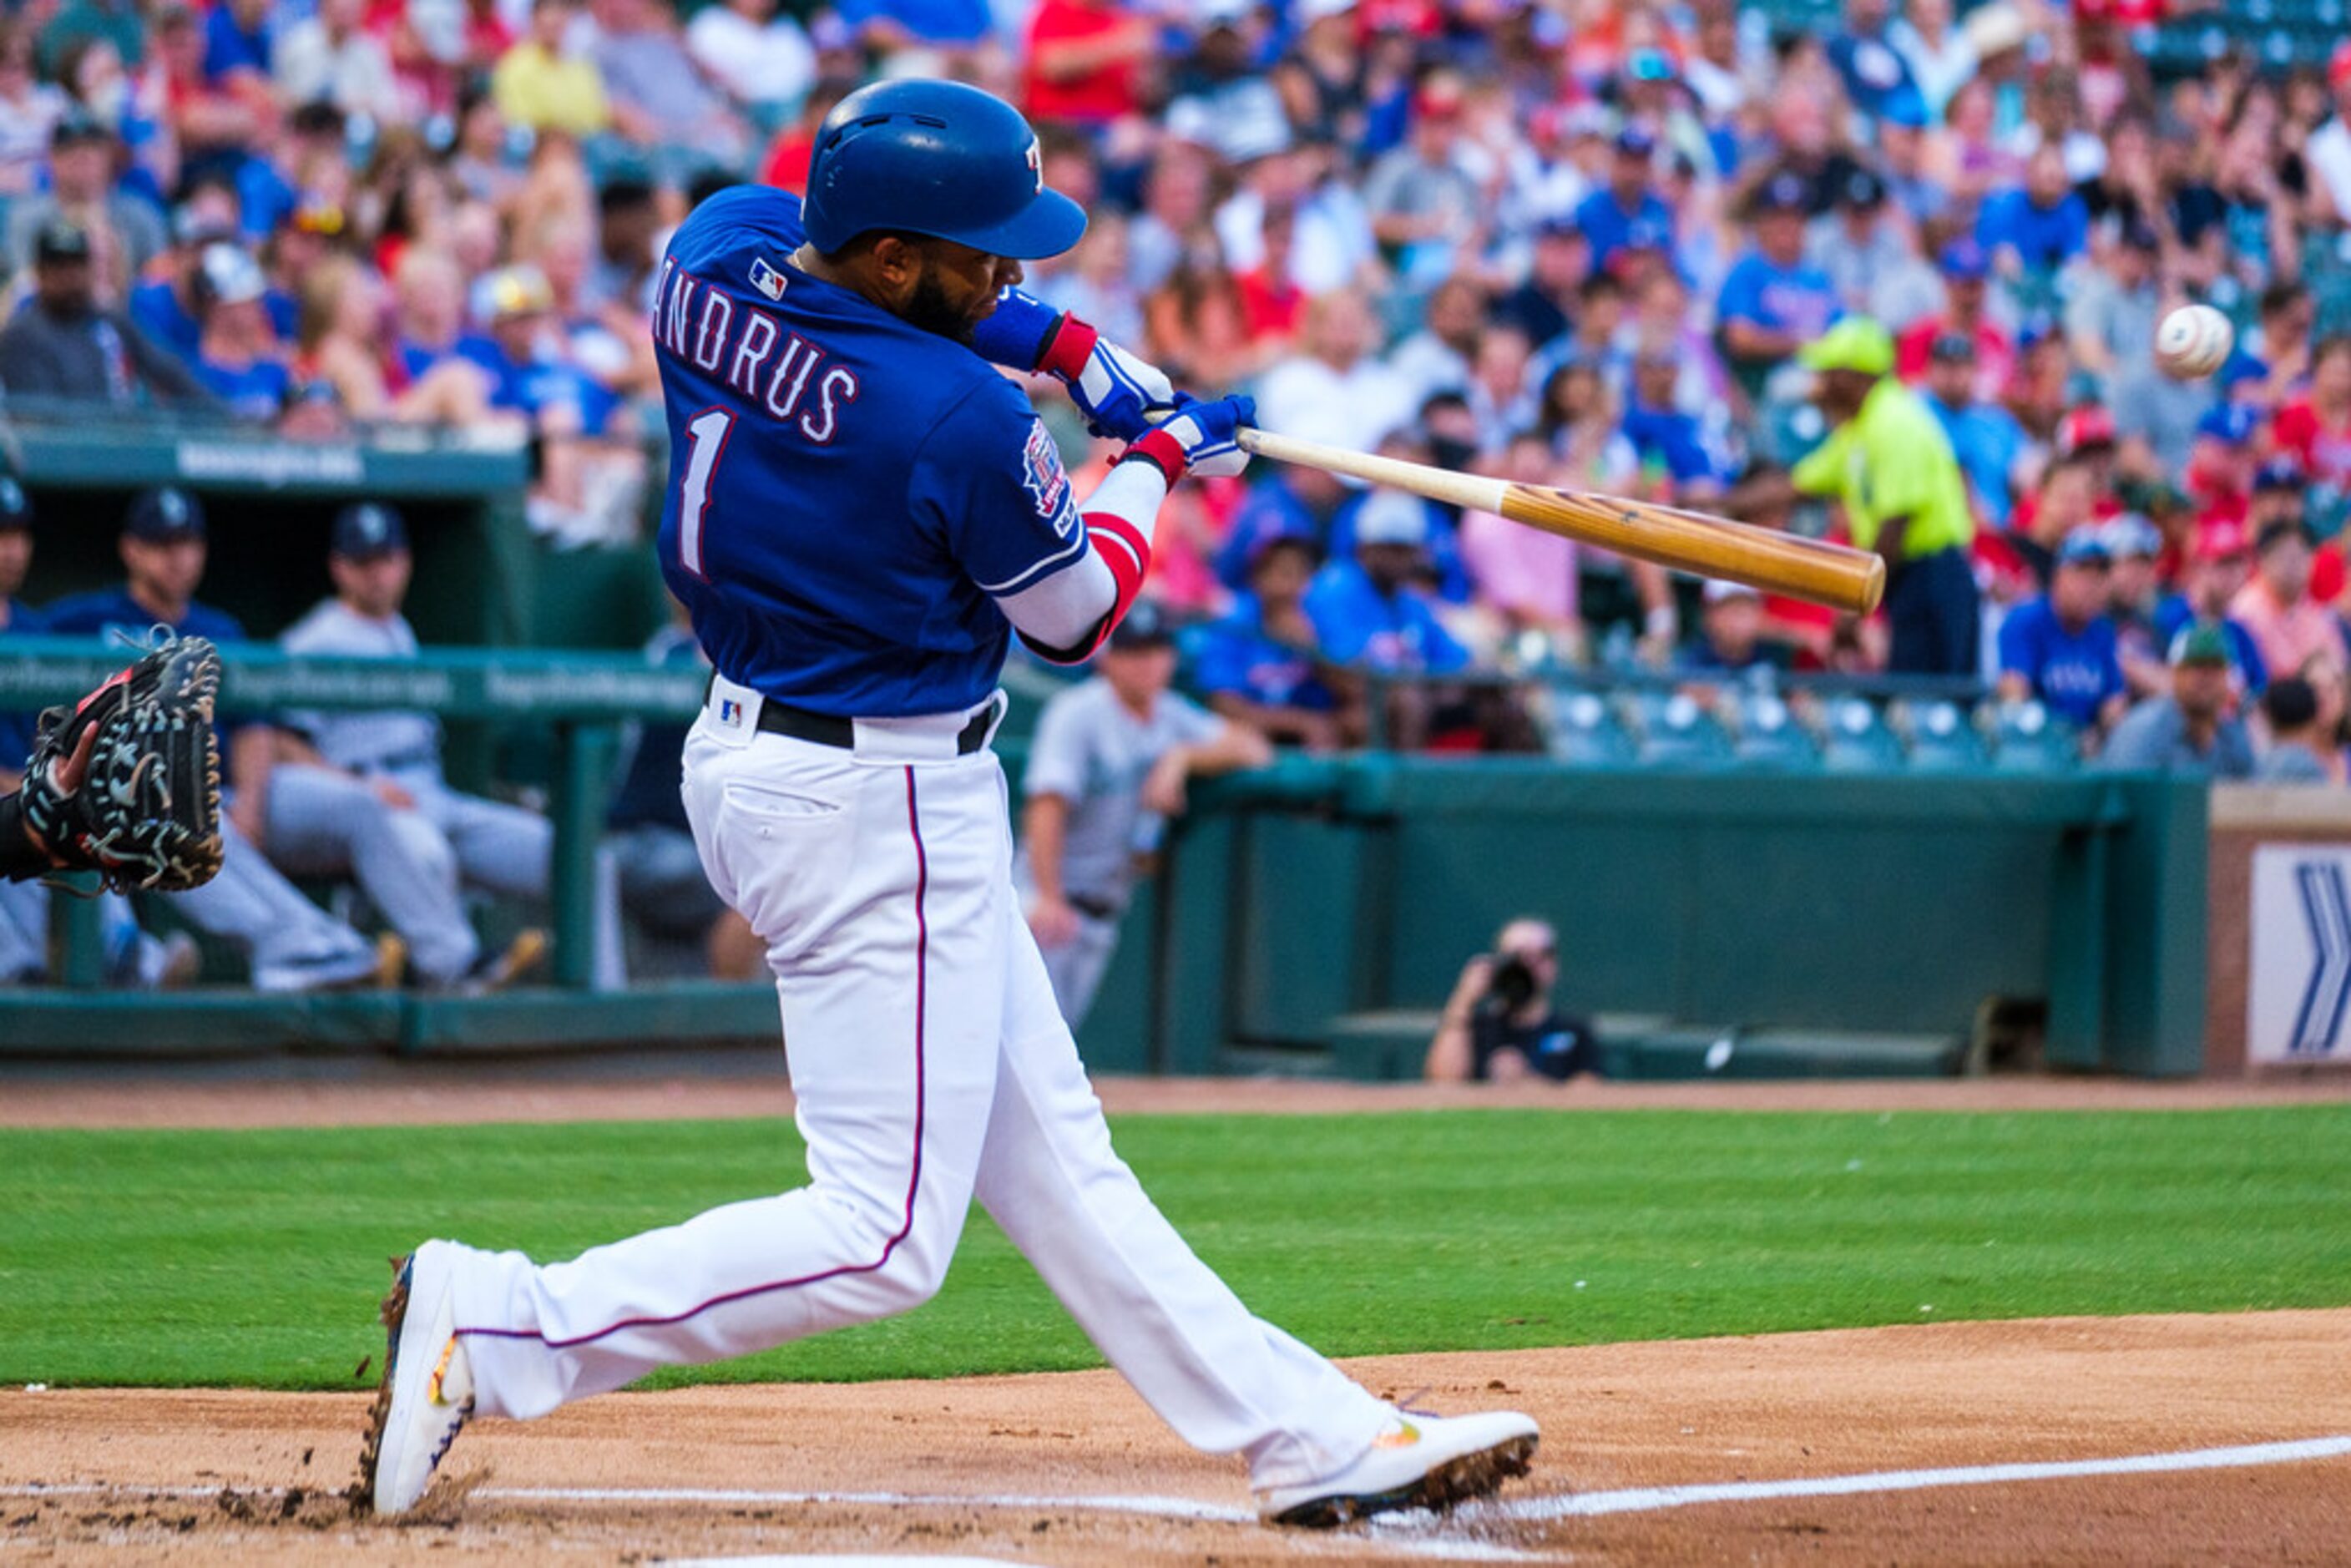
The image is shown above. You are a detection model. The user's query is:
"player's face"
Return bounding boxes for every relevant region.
[332,548,412,618]
[897,237,1022,345]
[0,528,28,599]
[124,537,206,606]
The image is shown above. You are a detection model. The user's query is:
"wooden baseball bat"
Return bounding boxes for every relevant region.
[1235,427,1886,616]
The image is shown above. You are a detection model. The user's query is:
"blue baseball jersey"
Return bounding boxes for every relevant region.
[652,185,1090,719]
[1996,597,2124,727]
[43,588,245,646]
[1183,594,1338,713]
[1716,250,1841,340]
[1304,561,1470,675]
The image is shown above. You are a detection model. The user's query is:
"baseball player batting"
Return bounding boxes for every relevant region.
[365,79,1537,1528]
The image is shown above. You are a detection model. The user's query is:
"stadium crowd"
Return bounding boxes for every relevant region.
[0,0,2347,789]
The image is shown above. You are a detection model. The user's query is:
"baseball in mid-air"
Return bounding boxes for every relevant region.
[2155,304,2234,380]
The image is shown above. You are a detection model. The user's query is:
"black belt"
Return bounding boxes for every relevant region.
[755,696,993,756]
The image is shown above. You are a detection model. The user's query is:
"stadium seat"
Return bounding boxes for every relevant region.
[1547,689,1639,768]
[1819,696,1905,772]
[1636,691,1737,767]
[1897,699,1991,771]
[1730,691,1824,769]
[1988,701,2080,772]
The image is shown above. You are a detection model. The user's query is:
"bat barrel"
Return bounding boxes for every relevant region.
[1504,484,1886,616]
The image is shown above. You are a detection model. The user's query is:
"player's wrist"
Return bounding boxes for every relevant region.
[1038,311,1100,384]
[1120,428,1186,488]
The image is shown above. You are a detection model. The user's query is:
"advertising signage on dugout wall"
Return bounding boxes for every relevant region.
[2249,845,2351,1065]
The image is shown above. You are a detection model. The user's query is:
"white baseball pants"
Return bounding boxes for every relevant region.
[443,681,1389,1491]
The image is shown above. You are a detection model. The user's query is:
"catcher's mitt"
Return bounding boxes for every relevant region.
[21,635,225,893]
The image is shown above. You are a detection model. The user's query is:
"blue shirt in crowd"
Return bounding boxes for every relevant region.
[203,5,271,81]
[1716,250,1840,342]
[1184,593,1340,714]
[1304,559,1470,675]
[1620,400,1717,485]
[1922,390,2028,529]
[129,281,200,364]
[1975,188,2089,272]
[195,357,290,422]
[1997,596,2125,726]
[2151,597,2269,694]
[1572,186,1677,274]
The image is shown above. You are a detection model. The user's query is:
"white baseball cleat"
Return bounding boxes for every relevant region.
[1256,1407,1540,1528]
[361,1240,476,1516]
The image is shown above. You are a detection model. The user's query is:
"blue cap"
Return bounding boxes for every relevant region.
[2255,455,2303,492]
[1614,124,1658,157]
[801,79,1086,260]
[1625,48,1676,83]
[124,487,205,543]
[2055,529,2112,568]
[2100,513,2161,559]
[0,476,29,531]
[330,502,408,559]
[2196,402,2258,446]
[1938,238,1990,280]
[1108,598,1174,649]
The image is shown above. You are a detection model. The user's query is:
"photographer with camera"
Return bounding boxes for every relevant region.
[1424,917,1600,1083]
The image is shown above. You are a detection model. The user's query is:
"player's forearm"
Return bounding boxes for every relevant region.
[1022,794,1070,899]
[1002,460,1169,660]
[1185,723,1275,776]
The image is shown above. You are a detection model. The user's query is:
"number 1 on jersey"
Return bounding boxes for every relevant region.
[676,407,735,578]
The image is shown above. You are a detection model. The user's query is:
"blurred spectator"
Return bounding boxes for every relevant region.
[1895,240,2013,401]
[189,243,289,420]
[2231,519,2346,683]
[2103,513,2167,700]
[2064,218,2161,389]
[40,0,145,79]
[1493,217,1588,348]
[1888,0,1974,120]
[1808,168,1929,326]
[0,221,220,412]
[1388,276,1484,407]
[0,23,68,197]
[2098,626,2253,776]
[275,0,400,121]
[493,0,609,137]
[2308,43,2351,228]
[1163,2,1290,169]
[1255,287,1415,449]
[1424,916,1598,1084]
[1786,318,1978,674]
[1997,528,2130,733]
[129,200,240,363]
[2273,336,2351,498]
[1919,332,2028,529]
[1572,125,1676,279]
[1620,346,1721,500]
[1019,0,1148,130]
[1978,144,2088,276]
[1019,603,1270,1029]
[2153,517,2269,699]
[1186,534,1352,750]
[2253,677,2336,783]
[685,0,814,117]
[1459,428,1582,658]
[7,109,166,284]
[2187,401,2262,531]
[589,0,749,171]
[1680,579,1790,674]
[1716,171,1839,393]
[203,0,273,85]
[604,596,761,978]
[1828,0,1925,127]
[1306,487,1472,677]
[1213,444,1351,590]
[1364,73,1484,291]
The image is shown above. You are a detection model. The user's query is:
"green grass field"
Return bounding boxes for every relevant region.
[4,1106,2348,1390]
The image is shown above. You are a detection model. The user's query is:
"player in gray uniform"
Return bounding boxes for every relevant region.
[39,488,391,992]
[1016,602,1270,1027]
[276,504,624,989]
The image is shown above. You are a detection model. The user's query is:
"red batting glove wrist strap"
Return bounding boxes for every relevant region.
[1120,427,1186,488]
[1037,311,1099,383]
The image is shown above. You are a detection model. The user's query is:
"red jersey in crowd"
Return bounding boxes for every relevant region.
[1896,316,2015,405]
[2273,397,2351,492]
[1021,0,1144,126]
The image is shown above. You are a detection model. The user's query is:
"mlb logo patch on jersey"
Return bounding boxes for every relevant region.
[717,697,746,730]
[1021,420,1074,536]
[749,258,789,301]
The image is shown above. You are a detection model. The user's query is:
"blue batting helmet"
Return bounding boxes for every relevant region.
[801,79,1087,260]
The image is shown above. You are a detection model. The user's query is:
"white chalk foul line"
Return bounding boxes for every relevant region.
[478,1485,1253,1523]
[1503,1434,2351,1520]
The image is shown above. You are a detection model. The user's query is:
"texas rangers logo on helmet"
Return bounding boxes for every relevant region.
[1022,420,1074,536]
[749,257,789,301]
[1025,137,1043,195]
